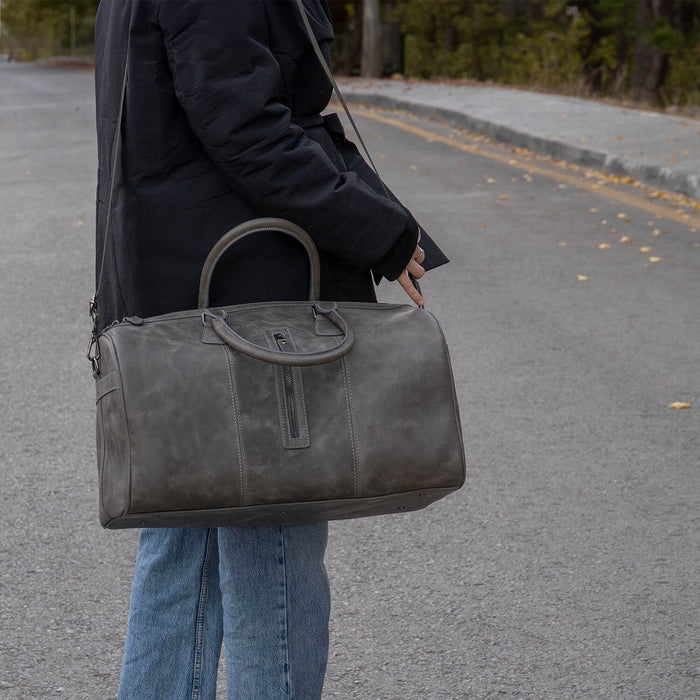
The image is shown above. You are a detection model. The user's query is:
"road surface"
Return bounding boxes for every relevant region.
[0,63,697,699]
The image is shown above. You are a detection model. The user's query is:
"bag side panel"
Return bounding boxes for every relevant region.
[96,334,132,524]
[341,306,466,497]
[114,320,245,513]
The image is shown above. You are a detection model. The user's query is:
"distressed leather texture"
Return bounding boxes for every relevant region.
[95,300,466,528]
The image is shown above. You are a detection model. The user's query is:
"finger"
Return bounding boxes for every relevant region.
[413,245,425,264]
[406,258,425,279]
[397,271,425,307]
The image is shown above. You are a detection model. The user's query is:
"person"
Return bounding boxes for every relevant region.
[93,1,447,698]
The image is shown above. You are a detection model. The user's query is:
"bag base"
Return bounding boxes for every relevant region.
[102,486,458,529]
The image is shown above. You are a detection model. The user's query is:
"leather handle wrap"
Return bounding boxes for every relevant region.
[198,218,321,308]
[206,305,355,366]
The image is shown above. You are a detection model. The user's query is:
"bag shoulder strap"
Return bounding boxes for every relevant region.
[87,31,130,377]
[294,0,389,198]
[88,3,402,374]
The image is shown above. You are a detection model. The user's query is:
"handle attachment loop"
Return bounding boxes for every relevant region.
[205,303,355,366]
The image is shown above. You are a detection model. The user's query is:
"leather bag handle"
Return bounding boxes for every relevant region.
[197,218,321,308]
[204,303,355,366]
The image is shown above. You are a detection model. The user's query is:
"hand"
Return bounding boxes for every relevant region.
[397,244,425,307]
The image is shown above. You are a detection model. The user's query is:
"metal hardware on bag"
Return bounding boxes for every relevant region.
[312,302,338,319]
[202,308,227,326]
[87,296,101,378]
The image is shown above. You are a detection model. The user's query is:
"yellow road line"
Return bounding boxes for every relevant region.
[347,105,700,230]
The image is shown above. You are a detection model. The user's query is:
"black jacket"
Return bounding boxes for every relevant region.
[94,0,447,332]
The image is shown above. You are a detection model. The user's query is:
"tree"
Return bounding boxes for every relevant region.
[2,0,98,59]
[361,0,383,77]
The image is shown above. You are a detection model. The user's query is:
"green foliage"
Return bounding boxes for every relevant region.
[389,0,700,106]
[2,0,99,59]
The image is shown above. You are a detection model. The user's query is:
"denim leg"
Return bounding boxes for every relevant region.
[117,527,223,700]
[218,523,330,700]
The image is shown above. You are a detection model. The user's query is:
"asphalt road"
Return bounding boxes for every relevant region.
[0,63,698,699]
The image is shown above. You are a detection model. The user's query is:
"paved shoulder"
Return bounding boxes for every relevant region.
[340,78,700,200]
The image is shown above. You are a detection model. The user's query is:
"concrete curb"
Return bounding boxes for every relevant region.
[342,90,700,201]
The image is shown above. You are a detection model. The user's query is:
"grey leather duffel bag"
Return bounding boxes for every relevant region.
[93,219,465,528]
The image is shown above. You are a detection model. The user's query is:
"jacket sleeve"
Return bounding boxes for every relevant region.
[156,0,417,279]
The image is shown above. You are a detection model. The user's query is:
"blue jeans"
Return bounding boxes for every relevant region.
[117,524,330,699]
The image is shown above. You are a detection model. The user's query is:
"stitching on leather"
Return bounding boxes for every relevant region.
[98,401,107,516]
[273,355,289,444]
[342,356,361,497]
[107,334,132,518]
[293,366,310,445]
[134,300,403,323]
[223,346,247,506]
[95,371,119,403]
[265,328,293,448]
[265,327,311,449]
[95,386,119,404]
[283,327,311,448]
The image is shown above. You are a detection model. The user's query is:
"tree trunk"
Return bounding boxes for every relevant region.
[631,0,670,104]
[361,0,383,78]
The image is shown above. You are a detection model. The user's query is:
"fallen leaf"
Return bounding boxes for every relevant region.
[615,135,623,140]
[523,174,533,182]
[558,242,567,247]
[410,164,418,172]
[497,195,509,200]
[652,229,661,236]
[601,220,608,225]
[639,246,652,252]
[577,274,589,281]
[486,177,495,183]
[599,243,611,249]
[619,236,631,243]
[669,402,692,409]
[479,223,487,229]
[76,220,84,227]
[649,257,661,262]
[557,184,567,189]
[589,208,598,213]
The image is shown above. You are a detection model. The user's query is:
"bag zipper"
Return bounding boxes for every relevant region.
[274,333,299,440]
